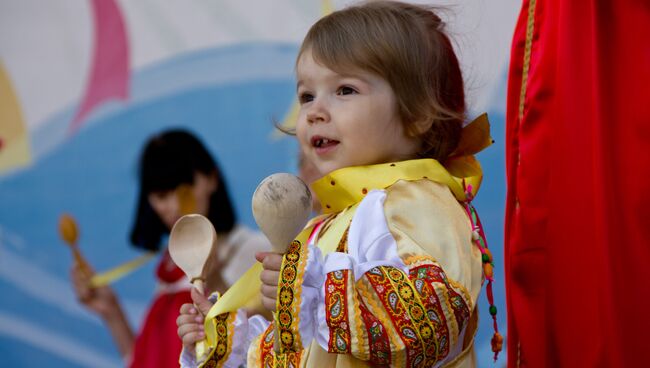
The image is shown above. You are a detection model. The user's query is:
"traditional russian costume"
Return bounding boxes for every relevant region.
[185,116,499,368]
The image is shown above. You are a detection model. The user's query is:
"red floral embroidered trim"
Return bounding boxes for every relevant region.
[409,264,452,362]
[365,266,436,367]
[358,296,391,365]
[259,324,274,368]
[419,263,471,334]
[325,269,352,354]
[258,324,303,368]
[273,351,301,368]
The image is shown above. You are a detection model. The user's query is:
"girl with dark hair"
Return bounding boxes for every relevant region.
[71,129,268,368]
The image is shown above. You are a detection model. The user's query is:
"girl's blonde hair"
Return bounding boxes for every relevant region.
[298,1,465,161]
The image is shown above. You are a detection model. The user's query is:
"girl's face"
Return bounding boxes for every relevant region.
[296,50,421,177]
[147,172,216,230]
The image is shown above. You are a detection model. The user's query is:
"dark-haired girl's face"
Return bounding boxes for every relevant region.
[147,172,217,229]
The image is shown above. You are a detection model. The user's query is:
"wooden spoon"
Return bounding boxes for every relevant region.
[251,173,312,352]
[58,214,92,277]
[252,173,312,253]
[168,214,217,295]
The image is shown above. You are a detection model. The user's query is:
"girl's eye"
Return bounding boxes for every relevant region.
[337,86,357,96]
[299,92,314,104]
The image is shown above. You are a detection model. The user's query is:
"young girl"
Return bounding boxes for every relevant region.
[178,1,499,366]
[71,130,269,368]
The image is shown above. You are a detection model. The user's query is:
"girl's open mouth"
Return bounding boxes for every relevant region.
[311,136,340,154]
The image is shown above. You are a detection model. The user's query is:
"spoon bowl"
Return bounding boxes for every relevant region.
[168,214,217,294]
[252,173,312,252]
[58,213,91,276]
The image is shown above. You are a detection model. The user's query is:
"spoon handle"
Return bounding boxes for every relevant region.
[70,244,92,277]
[191,278,205,295]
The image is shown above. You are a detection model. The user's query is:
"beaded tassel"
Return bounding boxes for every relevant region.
[462,183,502,361]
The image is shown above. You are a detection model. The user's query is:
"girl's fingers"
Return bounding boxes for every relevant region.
[70,268,86,289]
[260,284,277,300]
[190,287,213,316]
[255,252,272,263]
[260,270,280,286]
[177,322,202,337]
[70,268,92,301]
[261,295,276,312]
[178,325,205,345]
[262,254,283,271]
[179,303,197,316]
[182,332,204,346]
[177,312,203,328]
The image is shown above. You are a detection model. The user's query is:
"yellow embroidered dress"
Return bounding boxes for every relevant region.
[181,111,493,368]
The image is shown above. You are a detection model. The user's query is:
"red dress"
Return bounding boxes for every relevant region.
[129,250,192,368]
[505,0,650,366]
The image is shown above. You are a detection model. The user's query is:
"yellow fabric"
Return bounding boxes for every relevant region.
[88,252,156,288]
[312,159,472,214]
[451,113,492,157]
[384,180,481,367]
[298,180,481,367]
[314,205,357,255]
[384,180,483,305]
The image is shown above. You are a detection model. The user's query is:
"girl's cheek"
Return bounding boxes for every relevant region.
[296,132,309,149]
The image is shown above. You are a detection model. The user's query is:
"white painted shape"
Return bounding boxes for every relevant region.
[0,0,519,145]
[0,0,92,130]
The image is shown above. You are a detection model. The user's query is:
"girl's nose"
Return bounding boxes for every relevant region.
[306,97,330,124]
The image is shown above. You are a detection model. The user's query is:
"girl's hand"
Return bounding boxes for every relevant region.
[70,265,120,320]
[176,287,213,349]
[256,252,283,312]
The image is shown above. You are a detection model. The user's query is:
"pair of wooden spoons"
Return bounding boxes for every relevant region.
[169,173,312,354]
[169,173,312,294]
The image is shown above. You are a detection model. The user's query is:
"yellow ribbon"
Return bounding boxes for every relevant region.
[88,252,156,288]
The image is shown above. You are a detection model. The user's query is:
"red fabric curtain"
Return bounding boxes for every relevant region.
[505,0,650,366]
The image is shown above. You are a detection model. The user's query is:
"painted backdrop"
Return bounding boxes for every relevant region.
[0,1,518,366]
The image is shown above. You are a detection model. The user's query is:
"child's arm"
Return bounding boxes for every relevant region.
[70,265,135,361]
[288,181,482,366]
[326,183,480,365]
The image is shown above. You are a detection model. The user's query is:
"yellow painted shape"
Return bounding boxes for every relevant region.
[321,0,333,15]
[0,62,31,173]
